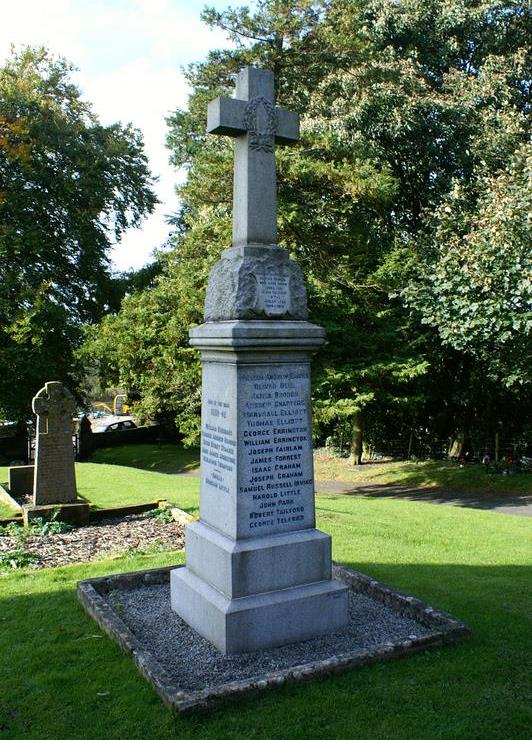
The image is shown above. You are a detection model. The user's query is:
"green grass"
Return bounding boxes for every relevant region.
[0,468,19,518]
[76,462,199,515]
[0,499,17,519]
[314,454,532,495]
[95,443,531,496]
[0,445,530,737]
[90,443,200,473]
[0,458,200,517]
[0,495,530,739]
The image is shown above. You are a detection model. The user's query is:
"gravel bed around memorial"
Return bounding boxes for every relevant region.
[0,514,184,569]
[110,583,434,691]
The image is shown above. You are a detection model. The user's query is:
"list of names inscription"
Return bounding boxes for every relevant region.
[201,397,236,495]
[238,364,314,536]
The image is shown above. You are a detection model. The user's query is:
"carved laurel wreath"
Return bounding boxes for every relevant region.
[243,96,277,152]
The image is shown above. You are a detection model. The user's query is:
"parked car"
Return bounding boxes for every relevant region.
[104,420,137,433]
[95,420,137,433]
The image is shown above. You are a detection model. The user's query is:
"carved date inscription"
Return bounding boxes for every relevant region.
[257,272,290,315]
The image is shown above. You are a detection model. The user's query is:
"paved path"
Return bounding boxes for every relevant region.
[314,480,532,517]
[171,468,531,516]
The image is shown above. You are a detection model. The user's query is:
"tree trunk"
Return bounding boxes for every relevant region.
[350,410,363,465]
[407,429,414,459]
[448,430,465,458]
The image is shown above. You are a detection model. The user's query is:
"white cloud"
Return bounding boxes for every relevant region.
[1,0,232,270]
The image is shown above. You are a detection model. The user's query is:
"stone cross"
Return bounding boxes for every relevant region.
[33,381,77,436]
[207,66,299,247]
[32,381,77,505]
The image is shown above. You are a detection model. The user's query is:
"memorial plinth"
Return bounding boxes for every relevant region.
[170,66,348,654]
[171,321,348,653]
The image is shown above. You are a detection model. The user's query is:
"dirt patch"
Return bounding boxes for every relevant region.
[0,513,184,569]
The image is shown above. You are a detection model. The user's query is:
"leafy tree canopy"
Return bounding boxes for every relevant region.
[0,47,157,421]
[87,0,530,453]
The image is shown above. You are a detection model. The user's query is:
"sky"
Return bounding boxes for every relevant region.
[0,0,237,271]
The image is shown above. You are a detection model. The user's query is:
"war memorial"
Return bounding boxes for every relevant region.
[78,67,469,712]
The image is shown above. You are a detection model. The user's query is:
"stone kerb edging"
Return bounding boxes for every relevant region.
[77,563,471,714]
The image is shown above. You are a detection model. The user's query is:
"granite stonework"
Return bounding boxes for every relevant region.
[171,66,348,653]
[204,245,307,321]
[78,564,471,714]
[170,322,349,653]
[32,381,77,505]
[8,464,34,497]
[207,67,299,248]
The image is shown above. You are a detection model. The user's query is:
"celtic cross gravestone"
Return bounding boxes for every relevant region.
[171,67,348,654]
[32,381,77,505]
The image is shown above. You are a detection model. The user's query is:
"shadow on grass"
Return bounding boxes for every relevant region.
[316,481,532,514]
[0,562,529,738]
[315,457,532,497]
[89,443,201,475]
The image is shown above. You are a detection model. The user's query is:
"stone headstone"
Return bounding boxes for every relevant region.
[171,67,348,654]
[32,381,77,505]
[8,465,34,497]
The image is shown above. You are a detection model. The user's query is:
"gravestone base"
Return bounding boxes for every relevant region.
[23,499,90,527]
[171,320,349,653]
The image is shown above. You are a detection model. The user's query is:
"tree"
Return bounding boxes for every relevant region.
[306,0,530,449]
[87,0,530,453]
[405,145,531,389]
[0,47,156,421]
[88,0,409,445]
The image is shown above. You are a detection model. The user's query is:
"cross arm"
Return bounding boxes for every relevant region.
[207,97,247,137]
[275,108,299,144]
[33,395,49,416]
[207,97,300,144]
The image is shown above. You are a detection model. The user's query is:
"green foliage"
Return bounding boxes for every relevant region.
[145,507,174,523]
[0,520,27,541]
[28,511,73,536]
[405,144,531,387]
[0,46,157,421]
[86,0,530,448]
[0,548,40,570]
[0,510,72,545]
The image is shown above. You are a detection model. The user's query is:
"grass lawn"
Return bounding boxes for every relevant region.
[0,468,531,738]
[313,452,532,495]
[75,462,199,515]
[0,459,199,517]
[91,443,200,473]
[95,443,531,496]
[0,500,17,519]
[0,468,19,518]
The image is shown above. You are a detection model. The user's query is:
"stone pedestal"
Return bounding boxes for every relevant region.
[171,321,348,654]
[23,500,90,527]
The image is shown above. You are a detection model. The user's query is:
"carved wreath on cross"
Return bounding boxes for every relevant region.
[243,96,277,152]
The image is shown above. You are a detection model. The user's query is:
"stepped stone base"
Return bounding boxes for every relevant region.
[185,521,333,598]
[171,566,348,654]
